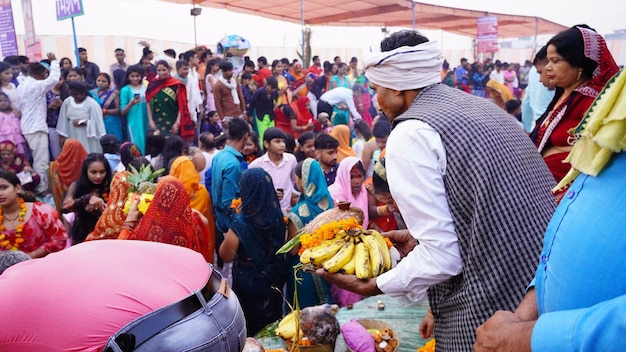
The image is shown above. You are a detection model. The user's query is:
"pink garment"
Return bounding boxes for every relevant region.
[503,69,517,95]
[0,240,210,352]
[327,156,369,228]
[0,111,26,154]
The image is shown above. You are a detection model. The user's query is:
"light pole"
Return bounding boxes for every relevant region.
[190,6,202,48]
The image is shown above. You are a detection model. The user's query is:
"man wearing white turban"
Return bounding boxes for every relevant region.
[317,30,557,351]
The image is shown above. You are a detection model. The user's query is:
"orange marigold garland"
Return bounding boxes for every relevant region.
[0,197,27,250]
[298,217,363,255]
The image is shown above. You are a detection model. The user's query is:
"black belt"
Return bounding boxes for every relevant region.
[104,269,224,352]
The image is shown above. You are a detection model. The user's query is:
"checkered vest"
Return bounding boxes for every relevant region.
[393,84,556,351]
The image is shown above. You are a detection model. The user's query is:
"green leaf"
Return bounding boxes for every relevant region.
[276,232,304,254]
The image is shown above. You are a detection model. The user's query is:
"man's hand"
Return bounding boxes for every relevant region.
[382,229,416,258]
[474,311,534,352]
[47,52,57,61]
[315,269,382,296]
[138,40,150,48]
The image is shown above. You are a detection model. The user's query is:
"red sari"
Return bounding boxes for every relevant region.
[535,27,619,182]
[121,176,212,263]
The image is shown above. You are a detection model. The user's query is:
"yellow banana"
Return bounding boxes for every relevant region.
[322,240,355,273]
[362,234,384,276]
[307,238,345,265]
[275,311,298,339]
[341,254,356,275]
[369,230,392,272]
[300,248,313,264]
[354,242,371,279]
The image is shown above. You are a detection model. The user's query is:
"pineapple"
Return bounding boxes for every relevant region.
[126,164,163,194]
[123,164,164,214]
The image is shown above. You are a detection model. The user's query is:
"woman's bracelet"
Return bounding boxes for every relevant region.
[122,219,138,231]
[376,205,389,216]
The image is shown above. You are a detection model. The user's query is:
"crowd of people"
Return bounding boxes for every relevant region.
[0,23,624,351]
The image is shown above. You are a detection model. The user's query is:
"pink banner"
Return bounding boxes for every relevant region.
[477,16,498,53]
[21,0,41,60]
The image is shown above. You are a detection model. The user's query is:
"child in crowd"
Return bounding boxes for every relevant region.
[100,134,122,172]
[0,140,40,192]
[294,131,316,162]
[240,72,254,114]
[242,132,263,166]
[505,99,524,130]
[0,92,27,155]
[144,128,166,171]
[202,110,222,137]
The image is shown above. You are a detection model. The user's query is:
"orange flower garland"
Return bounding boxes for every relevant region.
[298,217,363,255]
[0,197,27,250]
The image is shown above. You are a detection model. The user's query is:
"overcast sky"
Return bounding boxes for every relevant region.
[8,0,625,50]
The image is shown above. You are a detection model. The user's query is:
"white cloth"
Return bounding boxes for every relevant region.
[319,87,362,120]
[376,119,463,302]
[17,61,61,134]
[186,68,203,122]
[218,76,240,105]
[489,70,505,84]
[363,41,443,91]
[23,131,49,194]
[198,149,219,188]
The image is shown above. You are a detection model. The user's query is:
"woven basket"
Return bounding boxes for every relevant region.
[347,319,399,352]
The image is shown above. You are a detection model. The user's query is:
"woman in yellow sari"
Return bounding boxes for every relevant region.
[486,79,513,110]
[330,124,356,163]
[169,156,213,219]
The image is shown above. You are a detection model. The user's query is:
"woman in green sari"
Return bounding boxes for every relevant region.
[145,61,194,140]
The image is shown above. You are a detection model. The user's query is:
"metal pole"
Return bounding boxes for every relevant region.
[71,16,80,66]
[533,17,539,58]
[301,0,305,64]
[412,0,415,30]
[194,14,198,47]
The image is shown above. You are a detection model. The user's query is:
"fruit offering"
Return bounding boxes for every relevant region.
[299,219,393,279]
[274,311,303,341]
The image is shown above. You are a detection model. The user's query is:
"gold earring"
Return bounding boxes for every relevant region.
[577,70,582,81]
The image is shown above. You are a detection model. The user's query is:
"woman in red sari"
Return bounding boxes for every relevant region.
[119,176,212,263]
[49,139,88,214]
[146,60,194,140]
[534,25,619,183]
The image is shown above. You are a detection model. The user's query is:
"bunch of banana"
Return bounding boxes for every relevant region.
[275,310,303,340]
[300,229,392,279]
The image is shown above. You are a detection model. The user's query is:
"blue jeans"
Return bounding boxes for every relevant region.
[104,271,246,352]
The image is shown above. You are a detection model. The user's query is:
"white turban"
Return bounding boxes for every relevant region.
[363,41,443,91]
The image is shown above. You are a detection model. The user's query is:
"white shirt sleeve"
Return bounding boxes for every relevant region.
[344,93,362,120]
[376,119,463,302]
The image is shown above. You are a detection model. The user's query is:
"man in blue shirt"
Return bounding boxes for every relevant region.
[455,57,469,87]
[211,118,250,262]
[521,45,555,133]
[475,69,626,352]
